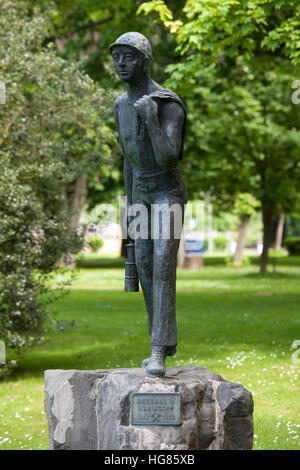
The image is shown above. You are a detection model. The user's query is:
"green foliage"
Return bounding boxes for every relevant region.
[141,0,300,65]
[137,0,183,33]
[285,214,300,238]
[139,1,300,272]
[212,212,239,232]
[138,0,173,23]
[87,237,104,252]
[0,0,115,370]
[233,193,260,217]
[168,60,300,212]
[284,237,300,256]
[214,235,228,251]
[226,255,251,268]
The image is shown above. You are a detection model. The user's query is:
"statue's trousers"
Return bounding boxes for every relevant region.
[131,167,188,354]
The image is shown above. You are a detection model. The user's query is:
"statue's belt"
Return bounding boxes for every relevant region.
[132,167,181,192]
[132,167,180,179]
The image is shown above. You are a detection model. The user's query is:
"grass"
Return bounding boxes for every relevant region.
[75,251,300,268]
[0,261,299,450]
[50,263,300,293]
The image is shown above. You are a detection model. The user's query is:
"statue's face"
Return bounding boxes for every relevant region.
[111,45,148,84]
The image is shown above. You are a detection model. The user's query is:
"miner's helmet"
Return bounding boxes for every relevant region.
[109,32,152,62]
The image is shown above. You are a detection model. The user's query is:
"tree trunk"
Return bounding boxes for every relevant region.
[274,214,285,250]
[260,203,273,273]
[233,214,250,263]
[57,173,87,267]
[177,232,186,268]
[69,173,88,229]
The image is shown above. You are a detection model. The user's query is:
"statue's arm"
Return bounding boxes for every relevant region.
[134,98,185,170]
[149,100,184,170]
[113,96,133,208]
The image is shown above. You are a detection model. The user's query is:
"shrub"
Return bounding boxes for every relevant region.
[214,236,228,251]
[0,167,82,376]
[0,1,114,375]
[284,237,300,256]
[88,237,104,253]
[226,256,251,268]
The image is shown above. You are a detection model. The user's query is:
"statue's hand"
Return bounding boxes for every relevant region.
[134,95,158,123]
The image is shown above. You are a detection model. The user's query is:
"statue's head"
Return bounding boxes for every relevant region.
[110,32,152,84]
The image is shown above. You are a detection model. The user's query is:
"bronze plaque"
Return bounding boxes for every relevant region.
[131,392,181,426]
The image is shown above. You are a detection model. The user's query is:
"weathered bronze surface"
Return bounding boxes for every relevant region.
[111,32,188,378]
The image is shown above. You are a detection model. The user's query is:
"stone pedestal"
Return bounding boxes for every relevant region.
[44,366,254,450]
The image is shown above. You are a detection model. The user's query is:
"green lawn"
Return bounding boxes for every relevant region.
[0,262,299,450]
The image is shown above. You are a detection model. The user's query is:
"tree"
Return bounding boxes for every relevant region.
[232,194,260,264]
[273,214,286,250]
[0,1,115,370]
[138,0,300,272]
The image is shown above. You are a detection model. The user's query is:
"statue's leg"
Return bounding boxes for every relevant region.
[146,201,183,377]
[134,237,154,337]
[145,236,180,377]
[151,235,180,351]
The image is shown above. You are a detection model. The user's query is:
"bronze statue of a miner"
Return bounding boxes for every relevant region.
[111,32,188,378]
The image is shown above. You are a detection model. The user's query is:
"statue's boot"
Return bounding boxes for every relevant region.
[142,345,176,368]
[146,347,166,378]
[142,357,151,368]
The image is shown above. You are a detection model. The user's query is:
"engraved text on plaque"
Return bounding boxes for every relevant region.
[131,393,181,426]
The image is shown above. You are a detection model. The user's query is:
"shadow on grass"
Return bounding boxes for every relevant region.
[242,271,299,279]
[76,257,125,269]
[179,270,300,279]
